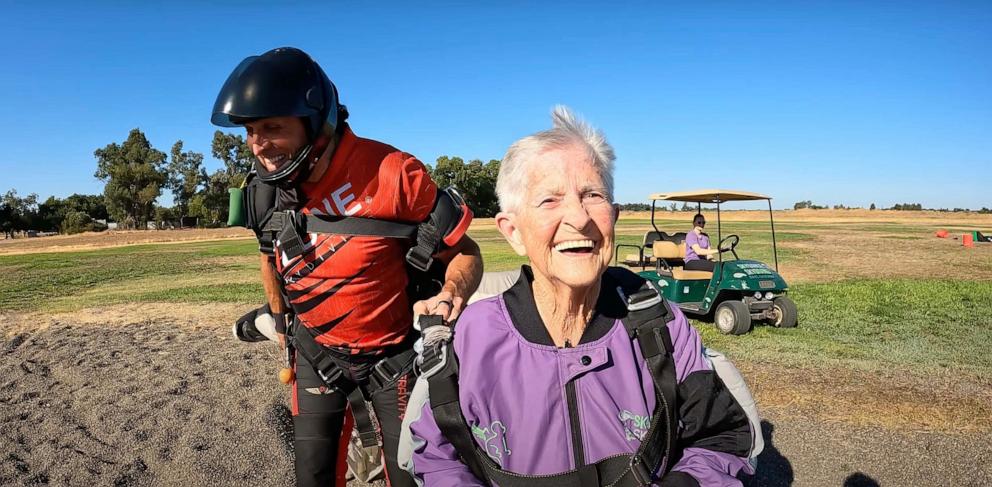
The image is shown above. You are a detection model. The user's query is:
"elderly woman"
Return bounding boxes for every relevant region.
[406,107,754,486]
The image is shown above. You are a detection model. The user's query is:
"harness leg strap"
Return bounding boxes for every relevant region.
[347,387,380,448]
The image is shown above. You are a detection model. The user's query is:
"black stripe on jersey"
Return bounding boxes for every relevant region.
[308,309,354,336]
[291,260,374,316]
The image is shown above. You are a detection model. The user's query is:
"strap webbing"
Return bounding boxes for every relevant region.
[262,211,418,238]
[291,319,415,449]
[347,387,379,448]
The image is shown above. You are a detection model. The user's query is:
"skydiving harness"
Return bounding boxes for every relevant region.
[244,172,471,274]
[240,176,473,448]
[418,271,680,487]
[289,319,419,448]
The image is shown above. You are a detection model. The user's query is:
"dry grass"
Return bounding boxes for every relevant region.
[739,361,992,433]
[621,208,992,226]
[783,228,992,283]
[0,227,255,255]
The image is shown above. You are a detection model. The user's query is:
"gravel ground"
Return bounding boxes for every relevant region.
[1,314,989,486]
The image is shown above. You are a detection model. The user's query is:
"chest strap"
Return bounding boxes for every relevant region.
[422,277,679,486]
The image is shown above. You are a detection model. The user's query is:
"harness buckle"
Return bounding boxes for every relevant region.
[277,210,307,260]
[628,454,654,485]
[406,247,434,272]
[369,357,399,391]
[316,362,344,386]
[619,282,662,312]
[419,341,448,379]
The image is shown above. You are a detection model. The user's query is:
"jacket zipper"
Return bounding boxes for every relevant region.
[563,339,585,468]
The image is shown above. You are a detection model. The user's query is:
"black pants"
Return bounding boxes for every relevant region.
[684,258,716,272]
[292,346,416,487]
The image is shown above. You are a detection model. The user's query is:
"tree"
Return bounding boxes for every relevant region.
[61,211,93,235]
[64,194,109,221]
[620,203,651,211]
[153,206,178,229]
[191,131,254,225]
[189,170,234,225]
[1,189,39,238]
[211,131,253,184]
[869,203,876,210]
[94,129,167,230]
[36,196,67,232]
[167,140,207,221]
[429,156,501,218]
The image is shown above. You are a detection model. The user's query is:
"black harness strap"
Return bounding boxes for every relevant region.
[424,274,680,486]
[290,319,417,448]
[621,285,679,484]
[347,387,379,448]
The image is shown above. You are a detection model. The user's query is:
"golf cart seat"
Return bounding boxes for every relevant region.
[621,231,666,266]
[652,241,713,280]
[663,232,688,245]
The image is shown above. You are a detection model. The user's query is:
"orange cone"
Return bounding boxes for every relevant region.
[963,233,974,248]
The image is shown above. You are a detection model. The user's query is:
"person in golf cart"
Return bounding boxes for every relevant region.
[212,47,483,487]
[407,107,753,486]
[684,213,720,272]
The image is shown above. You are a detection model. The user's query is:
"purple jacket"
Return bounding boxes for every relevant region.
[409,267,753,486]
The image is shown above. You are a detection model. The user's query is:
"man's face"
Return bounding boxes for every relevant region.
[496,143,619,289]
[244,116,308,173]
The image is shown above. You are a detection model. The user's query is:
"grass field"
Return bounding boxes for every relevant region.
[4,212,990,379]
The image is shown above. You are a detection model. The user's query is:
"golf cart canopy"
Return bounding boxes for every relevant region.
[648,189,770,203]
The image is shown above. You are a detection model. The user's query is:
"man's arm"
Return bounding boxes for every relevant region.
[412,234,483,322]
[259,253,288,345]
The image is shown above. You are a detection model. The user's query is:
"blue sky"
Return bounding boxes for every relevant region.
[1,1,989,209]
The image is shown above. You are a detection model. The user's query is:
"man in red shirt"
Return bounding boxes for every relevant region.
[212,47,482,487]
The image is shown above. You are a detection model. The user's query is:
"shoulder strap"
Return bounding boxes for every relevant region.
[618,277,679,483]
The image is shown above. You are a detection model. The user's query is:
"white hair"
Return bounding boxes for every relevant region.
[496,105,615,212]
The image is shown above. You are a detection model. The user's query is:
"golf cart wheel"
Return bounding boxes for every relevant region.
[771,296,798,328]
[715,301,751,335]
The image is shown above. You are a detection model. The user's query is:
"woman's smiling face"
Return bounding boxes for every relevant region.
[498,143,618,289]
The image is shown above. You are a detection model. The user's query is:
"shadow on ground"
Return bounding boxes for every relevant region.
[747,421,793,486]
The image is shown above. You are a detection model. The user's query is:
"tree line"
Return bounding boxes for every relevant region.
[1,128,508,237]
[4,127,989,238]
[794,200,990,213]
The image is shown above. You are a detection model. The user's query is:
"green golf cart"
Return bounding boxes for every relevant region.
[616,189,797,335]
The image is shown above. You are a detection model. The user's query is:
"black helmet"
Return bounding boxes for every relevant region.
[211,47,342,183]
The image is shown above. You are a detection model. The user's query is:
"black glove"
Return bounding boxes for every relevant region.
[233,304,282,343]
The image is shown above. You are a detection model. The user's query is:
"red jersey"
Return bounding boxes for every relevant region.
[274,128,437,351]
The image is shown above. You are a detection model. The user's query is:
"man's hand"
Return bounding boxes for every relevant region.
[413,289,465,323]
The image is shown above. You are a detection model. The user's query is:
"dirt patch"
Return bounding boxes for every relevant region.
[0,315,294,486]
[1,309,988,485]
[6,303,248,332]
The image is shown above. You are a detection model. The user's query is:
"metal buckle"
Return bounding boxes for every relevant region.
[405,247,434,272]
[419,342,448,379]
[371,357,398,390]
[317,363,343,386]
[628,454,653,485]
[620,282,662,312]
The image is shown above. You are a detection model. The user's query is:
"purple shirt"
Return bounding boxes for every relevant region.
[684,231,709,262]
